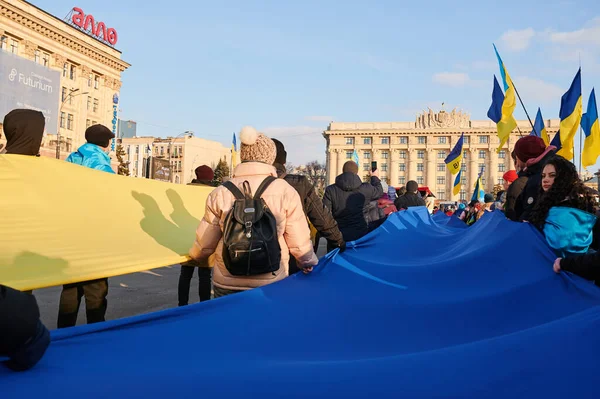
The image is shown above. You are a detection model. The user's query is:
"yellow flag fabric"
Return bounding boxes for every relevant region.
[0,155,212,291]
[497,73,518,151]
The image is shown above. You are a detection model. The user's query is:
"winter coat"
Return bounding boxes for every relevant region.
[505,175,528,221]
[560,250,600,287]
[2,109,45,156]
[394,192,426,210]
[189,162,318,291]
[66,143,115,174]
[274,165,344,248]
[515,146,556,221]
[322,173,383,242]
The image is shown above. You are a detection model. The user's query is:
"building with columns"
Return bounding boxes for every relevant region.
[0,1,130,161]
[324,108,559,201]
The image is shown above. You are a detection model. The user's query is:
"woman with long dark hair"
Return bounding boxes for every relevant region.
[527,155,597,258]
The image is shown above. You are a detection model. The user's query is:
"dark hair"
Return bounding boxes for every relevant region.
[342,161,358,174]
[397,186,406,196]
[528,155,592,227]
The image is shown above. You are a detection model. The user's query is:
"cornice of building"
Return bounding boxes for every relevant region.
[0,0,130,72]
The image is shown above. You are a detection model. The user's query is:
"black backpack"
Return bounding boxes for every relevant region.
[221,177,281,276]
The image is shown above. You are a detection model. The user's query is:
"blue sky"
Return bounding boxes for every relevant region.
[34,0,600,169]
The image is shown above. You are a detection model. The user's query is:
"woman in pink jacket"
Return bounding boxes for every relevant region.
[189,126,319,297]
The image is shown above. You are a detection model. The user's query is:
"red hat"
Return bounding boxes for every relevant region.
[194,165,214,181]
[514,136,546,162]
[503,170,518,183]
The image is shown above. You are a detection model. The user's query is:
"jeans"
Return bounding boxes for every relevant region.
[178,266,212,306]
[57,278,108,328]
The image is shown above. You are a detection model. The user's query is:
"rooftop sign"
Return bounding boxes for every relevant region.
[67,7,118,46]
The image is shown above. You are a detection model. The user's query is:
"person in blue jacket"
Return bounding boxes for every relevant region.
[58,124,115,328]
[65,124,115,173]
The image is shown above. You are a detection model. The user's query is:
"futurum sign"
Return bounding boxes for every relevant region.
[0,51,60,134]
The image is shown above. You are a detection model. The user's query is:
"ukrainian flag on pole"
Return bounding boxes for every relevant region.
[444,133,464,175]
[529,108,550,146]
[471,169,485,202]
[582,88,600,168]
[352,149,360,165]
[554,68,583,160]
[453,169,462,196]
[231,132,238,169]
[487,45,517,152]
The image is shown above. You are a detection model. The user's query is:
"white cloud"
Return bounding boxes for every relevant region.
[513,76,564,105]
[500,28,536,52]
[262,126,326,165]
[548,18,600,46]
[304,116,334,122]
[432,72,470,87]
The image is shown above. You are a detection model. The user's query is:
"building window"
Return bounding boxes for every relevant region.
[94,75,100,89]
[346,151,353,159]
[479,163,486,172]
[0,36,6,50]
[417,150,424,159]
[462,163,467,172]
[463,150,468,159]
[399,177,406,185]
[438,136,447,144]
[482,178,487,186]
[479,135,489,144]
[86,119,91,129]
[88,74,93,87]
[346,137,354,145]
[399,136,407,144]
[364,151,371,159]
[437,176,446,185]
[417,163,424,172]
[499,163,506,172]
[382,151,389,159]
[363,137,372,145]
[417,176,424,184]
[382,163,388,172]
[479,150,486,159]
[399,163,406,171]
[461,175,467,184]
[93,98,99,113]
[92,120,97,125]
[160,147,164,156]
[418,136,427,144]
[399,150,406,159]
[10,39,18,54]
[498,178,504,185]
[34,49,40,63]
[60,112,66,128]
[67,114,74,130]
[363,163,370,171]
[87,96,92,110]
[63,63,68,77]
[381,177,387,184]
[460,190,466,200]
[381,137,389,144]
[437,163,445,172]
[499,150,506,159]
[61,87,67,103]
[438,150,447,159]
[464,136,470,144]
[437,190,445,199]
[42,52,49,67]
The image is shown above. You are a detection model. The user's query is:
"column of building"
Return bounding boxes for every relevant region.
[469,148,478,198]
[489,149,498,192]
[327,148,336,185]
[426,148,436,190]
[335,149,343,179]
[408,149,417,183]
[390,149,399,187]
[373,149,382,182]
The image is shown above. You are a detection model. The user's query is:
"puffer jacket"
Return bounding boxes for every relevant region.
[189,162,318,291]
[66,143,114,173]
[322,173,383,242]
[515,146,556,221]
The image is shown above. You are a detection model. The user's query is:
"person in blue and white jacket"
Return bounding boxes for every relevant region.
[65,124,115,173]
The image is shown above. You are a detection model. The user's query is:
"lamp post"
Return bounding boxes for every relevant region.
[169,131,194,183]
[56,88,89,159]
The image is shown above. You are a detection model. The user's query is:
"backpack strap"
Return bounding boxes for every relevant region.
[253,176,277,200]
[222,181,245,200]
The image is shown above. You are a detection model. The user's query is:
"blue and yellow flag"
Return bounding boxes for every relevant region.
[530,108,549,146]
[582,88,600,168]
[453,168,462,196]
[352,149,360,165]
[489,45,518,152]
[444,133,464,175]
[555,68,583,160]
[231,132,238,169]
[471,170,485,202]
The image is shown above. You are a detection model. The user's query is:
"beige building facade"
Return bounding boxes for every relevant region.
[0,0,130,159]
[324,108,559,201]
[122,135,231,184]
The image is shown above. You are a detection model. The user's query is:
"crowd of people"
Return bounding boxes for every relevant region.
[1,110,600,372]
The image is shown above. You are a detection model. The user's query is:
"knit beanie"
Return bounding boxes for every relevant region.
[239,126,276,165]
[272,138,287,165]
[85,124,115,148]
[194,165,214,181]
[503,170,518,183]
[514,136,545,162]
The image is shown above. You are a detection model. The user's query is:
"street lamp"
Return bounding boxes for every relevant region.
[55,88,89,159]
[169,131,194,183]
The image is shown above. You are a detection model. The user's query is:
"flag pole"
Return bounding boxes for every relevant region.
[578,126,582,175]
[512,84,533,137]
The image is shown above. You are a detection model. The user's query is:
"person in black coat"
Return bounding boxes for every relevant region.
[272,139,345,273]
[554,252,600,288]
[322,161,383,244]
[0,284,50,371]
[394,180,426,210]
